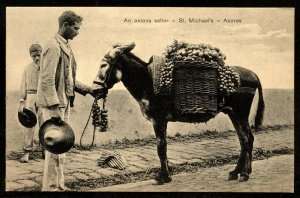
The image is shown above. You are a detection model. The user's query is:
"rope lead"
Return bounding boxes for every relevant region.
[80,97,108,150]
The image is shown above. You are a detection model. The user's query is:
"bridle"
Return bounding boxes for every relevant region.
[92,54,118,90]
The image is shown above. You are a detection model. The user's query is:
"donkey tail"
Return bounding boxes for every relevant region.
[254,77,265,131]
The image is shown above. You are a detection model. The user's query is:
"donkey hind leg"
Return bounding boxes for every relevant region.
[228,112,252,182]
[152,119,172,185]
[239,121,254,182]
[248,130,254,175]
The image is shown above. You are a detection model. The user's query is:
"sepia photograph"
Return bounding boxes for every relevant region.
[5,7,294,192]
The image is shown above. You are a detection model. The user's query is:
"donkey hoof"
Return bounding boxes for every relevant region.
[239,174,249,182]
[164,176,172,183]
[153,174,172,185]
[228,173,238,181]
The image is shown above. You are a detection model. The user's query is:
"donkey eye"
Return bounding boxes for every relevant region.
[100,63,108,68]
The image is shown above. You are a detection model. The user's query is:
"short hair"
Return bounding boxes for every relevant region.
[29,44,42,54]
[58,10,83,27]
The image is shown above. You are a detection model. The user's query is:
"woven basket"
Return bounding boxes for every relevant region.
[150,56,171,95]
[173,61,218,117]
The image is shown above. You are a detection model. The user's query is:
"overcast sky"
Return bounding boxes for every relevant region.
[6,7,294,91]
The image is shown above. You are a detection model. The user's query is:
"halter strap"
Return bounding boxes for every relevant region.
[93,81,105,86]
[104,54,117,65]
[99,54,118,88]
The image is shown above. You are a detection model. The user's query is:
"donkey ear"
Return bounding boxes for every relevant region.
[120,42,136,53]
[112,43,122,48]
[108,42,136,58]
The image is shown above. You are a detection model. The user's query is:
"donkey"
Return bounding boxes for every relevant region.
[92,42,265,184]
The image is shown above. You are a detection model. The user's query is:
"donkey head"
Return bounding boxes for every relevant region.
[92,42,136,96]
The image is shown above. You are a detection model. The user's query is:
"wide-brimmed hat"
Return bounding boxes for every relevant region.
[98,150,127,170]
[39,119,75,154]
[18,108,37,128]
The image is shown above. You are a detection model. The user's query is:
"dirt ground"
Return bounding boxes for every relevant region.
[95,155,294,192]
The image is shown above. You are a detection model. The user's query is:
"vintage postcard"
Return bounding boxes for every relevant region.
[5,7,294,192]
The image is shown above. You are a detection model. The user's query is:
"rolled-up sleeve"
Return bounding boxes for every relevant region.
[74,80,92,96]
[40,46,60,106]
[19,69,26,101]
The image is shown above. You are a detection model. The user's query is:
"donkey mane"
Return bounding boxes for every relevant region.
[123,52,148,67]
[120,52,149,81]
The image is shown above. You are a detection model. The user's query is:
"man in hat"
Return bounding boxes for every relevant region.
[18,43,42,163]
[37,10,97,191]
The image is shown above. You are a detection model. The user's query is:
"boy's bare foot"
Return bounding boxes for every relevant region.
[20,152,30,163]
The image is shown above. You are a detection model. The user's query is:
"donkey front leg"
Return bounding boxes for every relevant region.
[152,119,172,185]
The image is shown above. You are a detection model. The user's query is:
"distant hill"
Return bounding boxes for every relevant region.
[6,89,294,152]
